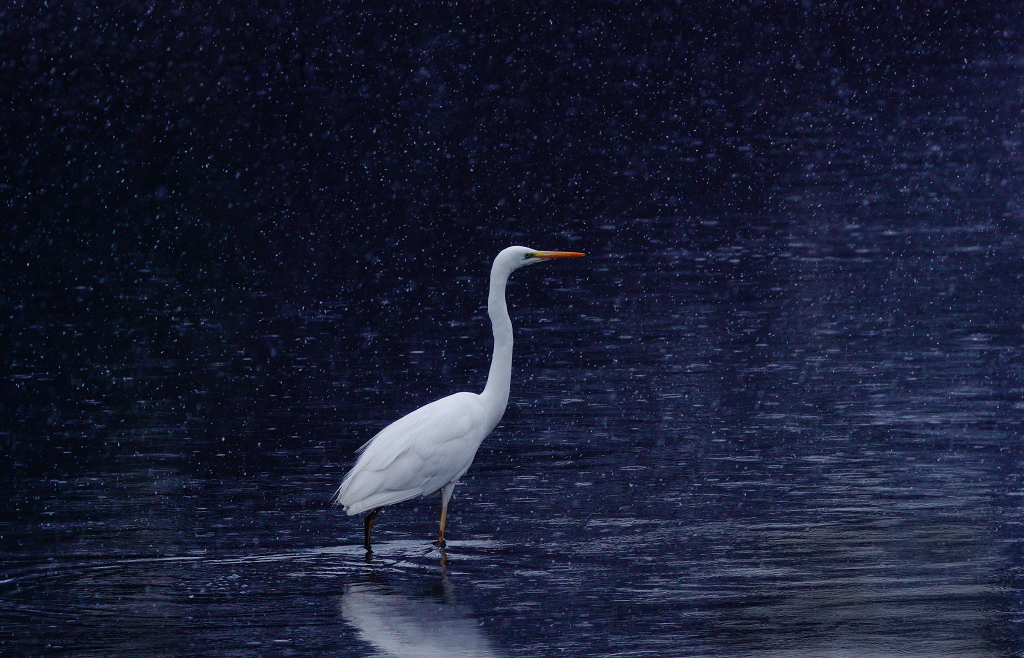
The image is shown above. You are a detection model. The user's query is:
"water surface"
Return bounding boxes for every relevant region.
[3,8,1024,657]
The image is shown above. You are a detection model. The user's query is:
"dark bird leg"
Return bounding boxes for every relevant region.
[437,483,455,548]
[364,507,383,551]
[438,546,449,577]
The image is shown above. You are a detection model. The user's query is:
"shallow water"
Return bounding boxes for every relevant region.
[5,220,1021,655]
[4,8,1024,657]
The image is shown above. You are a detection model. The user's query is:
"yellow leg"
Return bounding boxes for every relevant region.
[364,507,383,552]
[437,483,455,547]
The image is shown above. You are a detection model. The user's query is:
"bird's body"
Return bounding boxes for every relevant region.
[339,391,491,516]
[334,246,584,550]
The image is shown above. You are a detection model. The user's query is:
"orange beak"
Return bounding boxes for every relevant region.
[534,250,586,259]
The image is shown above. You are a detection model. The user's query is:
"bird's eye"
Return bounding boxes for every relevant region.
[523,252,535,260]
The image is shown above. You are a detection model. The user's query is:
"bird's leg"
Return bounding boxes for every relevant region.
[438,546,451,581]
[437,482,455,548]
[364,507,383,552]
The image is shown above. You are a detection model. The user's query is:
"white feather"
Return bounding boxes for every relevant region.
[335,392,488,515]
[332,246,584,544]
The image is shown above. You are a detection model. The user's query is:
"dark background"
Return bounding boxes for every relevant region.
[4,1,1021,470]
[3,3,1024,655]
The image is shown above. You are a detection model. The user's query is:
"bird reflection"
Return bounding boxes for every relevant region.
[340,569,500,658]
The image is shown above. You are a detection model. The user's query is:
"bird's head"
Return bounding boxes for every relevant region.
[497,245,586,271]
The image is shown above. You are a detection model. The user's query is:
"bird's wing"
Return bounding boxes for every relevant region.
[336,392,487,514]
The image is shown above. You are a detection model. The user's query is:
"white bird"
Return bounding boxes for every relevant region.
[335,246,585,550]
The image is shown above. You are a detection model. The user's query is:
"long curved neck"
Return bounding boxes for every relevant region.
[479,259,514,427]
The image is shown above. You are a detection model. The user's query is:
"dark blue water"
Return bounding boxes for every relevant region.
[3,4,1024,656]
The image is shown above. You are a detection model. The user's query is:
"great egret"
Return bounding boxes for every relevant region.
[335,246,585,550]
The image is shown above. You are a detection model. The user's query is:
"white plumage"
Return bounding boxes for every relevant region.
[338,392,485,515]
[334,246,585,550]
